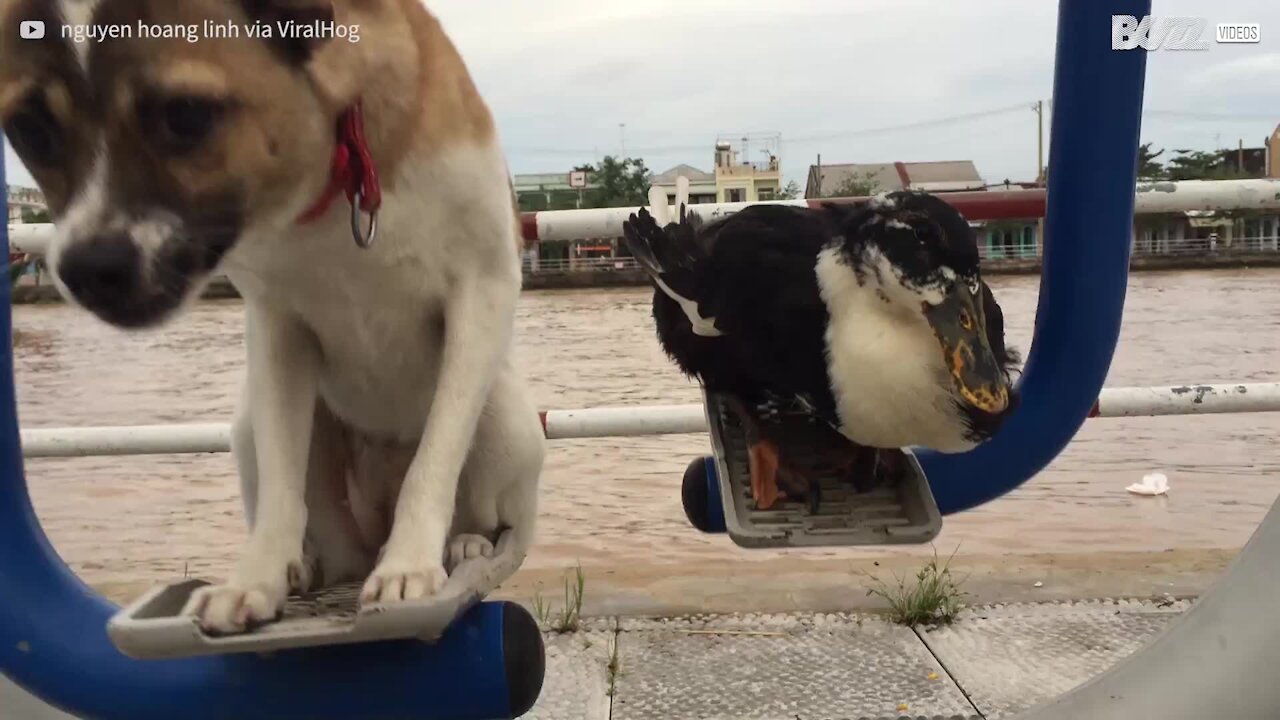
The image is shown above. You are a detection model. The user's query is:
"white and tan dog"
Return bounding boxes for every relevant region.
[1,0,544,633]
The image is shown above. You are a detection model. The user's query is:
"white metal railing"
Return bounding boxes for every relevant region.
[976,235,1280,261]
[524,257,641,274]
[11,179,1280,257]
[17,383,1280,458]
[11,239,1274,287]
[1134,235,1280,256]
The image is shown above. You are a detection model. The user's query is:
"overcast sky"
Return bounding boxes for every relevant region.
[5,0,1278,190]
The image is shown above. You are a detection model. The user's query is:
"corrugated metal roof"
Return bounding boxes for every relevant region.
[811,163,902,194]
[903,160,983,185]
[911,180,986,192]
[808,161,984,196]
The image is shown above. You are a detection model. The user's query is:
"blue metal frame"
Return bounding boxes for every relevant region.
[917,0,1151,514]
[702,457,726,533]
[0,172,539,718]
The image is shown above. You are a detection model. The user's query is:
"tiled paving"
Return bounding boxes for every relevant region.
[919,599,1188,719]
[520,620,618,720]
[610,614,974,720]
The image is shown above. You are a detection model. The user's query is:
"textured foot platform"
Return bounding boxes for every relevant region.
[921,600,1188,718]
[611,614,976,720]
[107,530,524,659]
[704,391,942,548]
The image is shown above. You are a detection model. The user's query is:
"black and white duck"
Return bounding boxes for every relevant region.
[622,184,1020,510]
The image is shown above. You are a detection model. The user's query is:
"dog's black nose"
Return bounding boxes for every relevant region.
[57,233,142,303]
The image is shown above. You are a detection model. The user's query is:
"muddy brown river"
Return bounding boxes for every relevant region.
[10,268,1280,596]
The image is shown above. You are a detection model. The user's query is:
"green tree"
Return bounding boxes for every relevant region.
[825,170,881,198]
[1164,149,1221,180]
[777,180,802,200]
[577,156,651,208]
[1137,142,1165,179]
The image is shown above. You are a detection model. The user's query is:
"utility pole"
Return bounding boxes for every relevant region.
[619,124,627,157]
[1033,100,1046,254]
[1033,100,1045,184]
[815,153,822,199]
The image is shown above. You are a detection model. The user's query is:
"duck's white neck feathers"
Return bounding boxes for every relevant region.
[814,245,977,452]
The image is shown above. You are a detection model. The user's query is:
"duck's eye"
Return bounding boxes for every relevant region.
[913,222,948,249]
[959,310,974,330]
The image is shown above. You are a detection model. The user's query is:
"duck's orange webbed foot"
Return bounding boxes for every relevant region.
[748,438,785,509]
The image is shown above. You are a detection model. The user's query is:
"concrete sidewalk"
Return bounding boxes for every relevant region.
[2,598,1191,720]
[524,598,1191,720]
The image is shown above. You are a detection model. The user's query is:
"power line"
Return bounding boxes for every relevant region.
[785,101,1035,144]
[502,104,1278,158]
[504,101,1039,156]
[1145,109,1279,122]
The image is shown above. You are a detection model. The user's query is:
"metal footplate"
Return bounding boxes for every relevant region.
[107,529,523,659]
[704,391,942,548]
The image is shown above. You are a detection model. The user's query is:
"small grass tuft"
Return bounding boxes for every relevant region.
[865,548,967,628]
[606,634,621,698]
[532,564,586,633]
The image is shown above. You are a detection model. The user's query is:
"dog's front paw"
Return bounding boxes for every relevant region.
[181,556,312,634]
[359,561,448,605]
[448,533,495,569]
[182,583,284,634]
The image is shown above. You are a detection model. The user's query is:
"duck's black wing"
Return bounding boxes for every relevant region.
[622,206,708,309]
[622,206,732,383]
[677,204,844,425]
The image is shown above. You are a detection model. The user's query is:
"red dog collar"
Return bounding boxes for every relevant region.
[297,101,381,247]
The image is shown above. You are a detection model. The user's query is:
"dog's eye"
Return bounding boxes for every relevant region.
[143,96,223,152]
[4,99,62,167]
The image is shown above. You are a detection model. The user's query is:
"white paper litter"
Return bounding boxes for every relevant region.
[1127,472,1170,496]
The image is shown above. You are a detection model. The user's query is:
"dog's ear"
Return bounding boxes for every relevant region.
[239,0,337,64]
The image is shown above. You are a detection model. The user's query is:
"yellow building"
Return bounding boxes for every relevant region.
[713,134,781,203]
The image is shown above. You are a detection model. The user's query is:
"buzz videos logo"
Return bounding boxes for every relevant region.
[1112,16,1261,50]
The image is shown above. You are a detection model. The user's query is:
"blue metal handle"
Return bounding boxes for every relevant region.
[918,0,1151,514]
[0,166,543,719]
